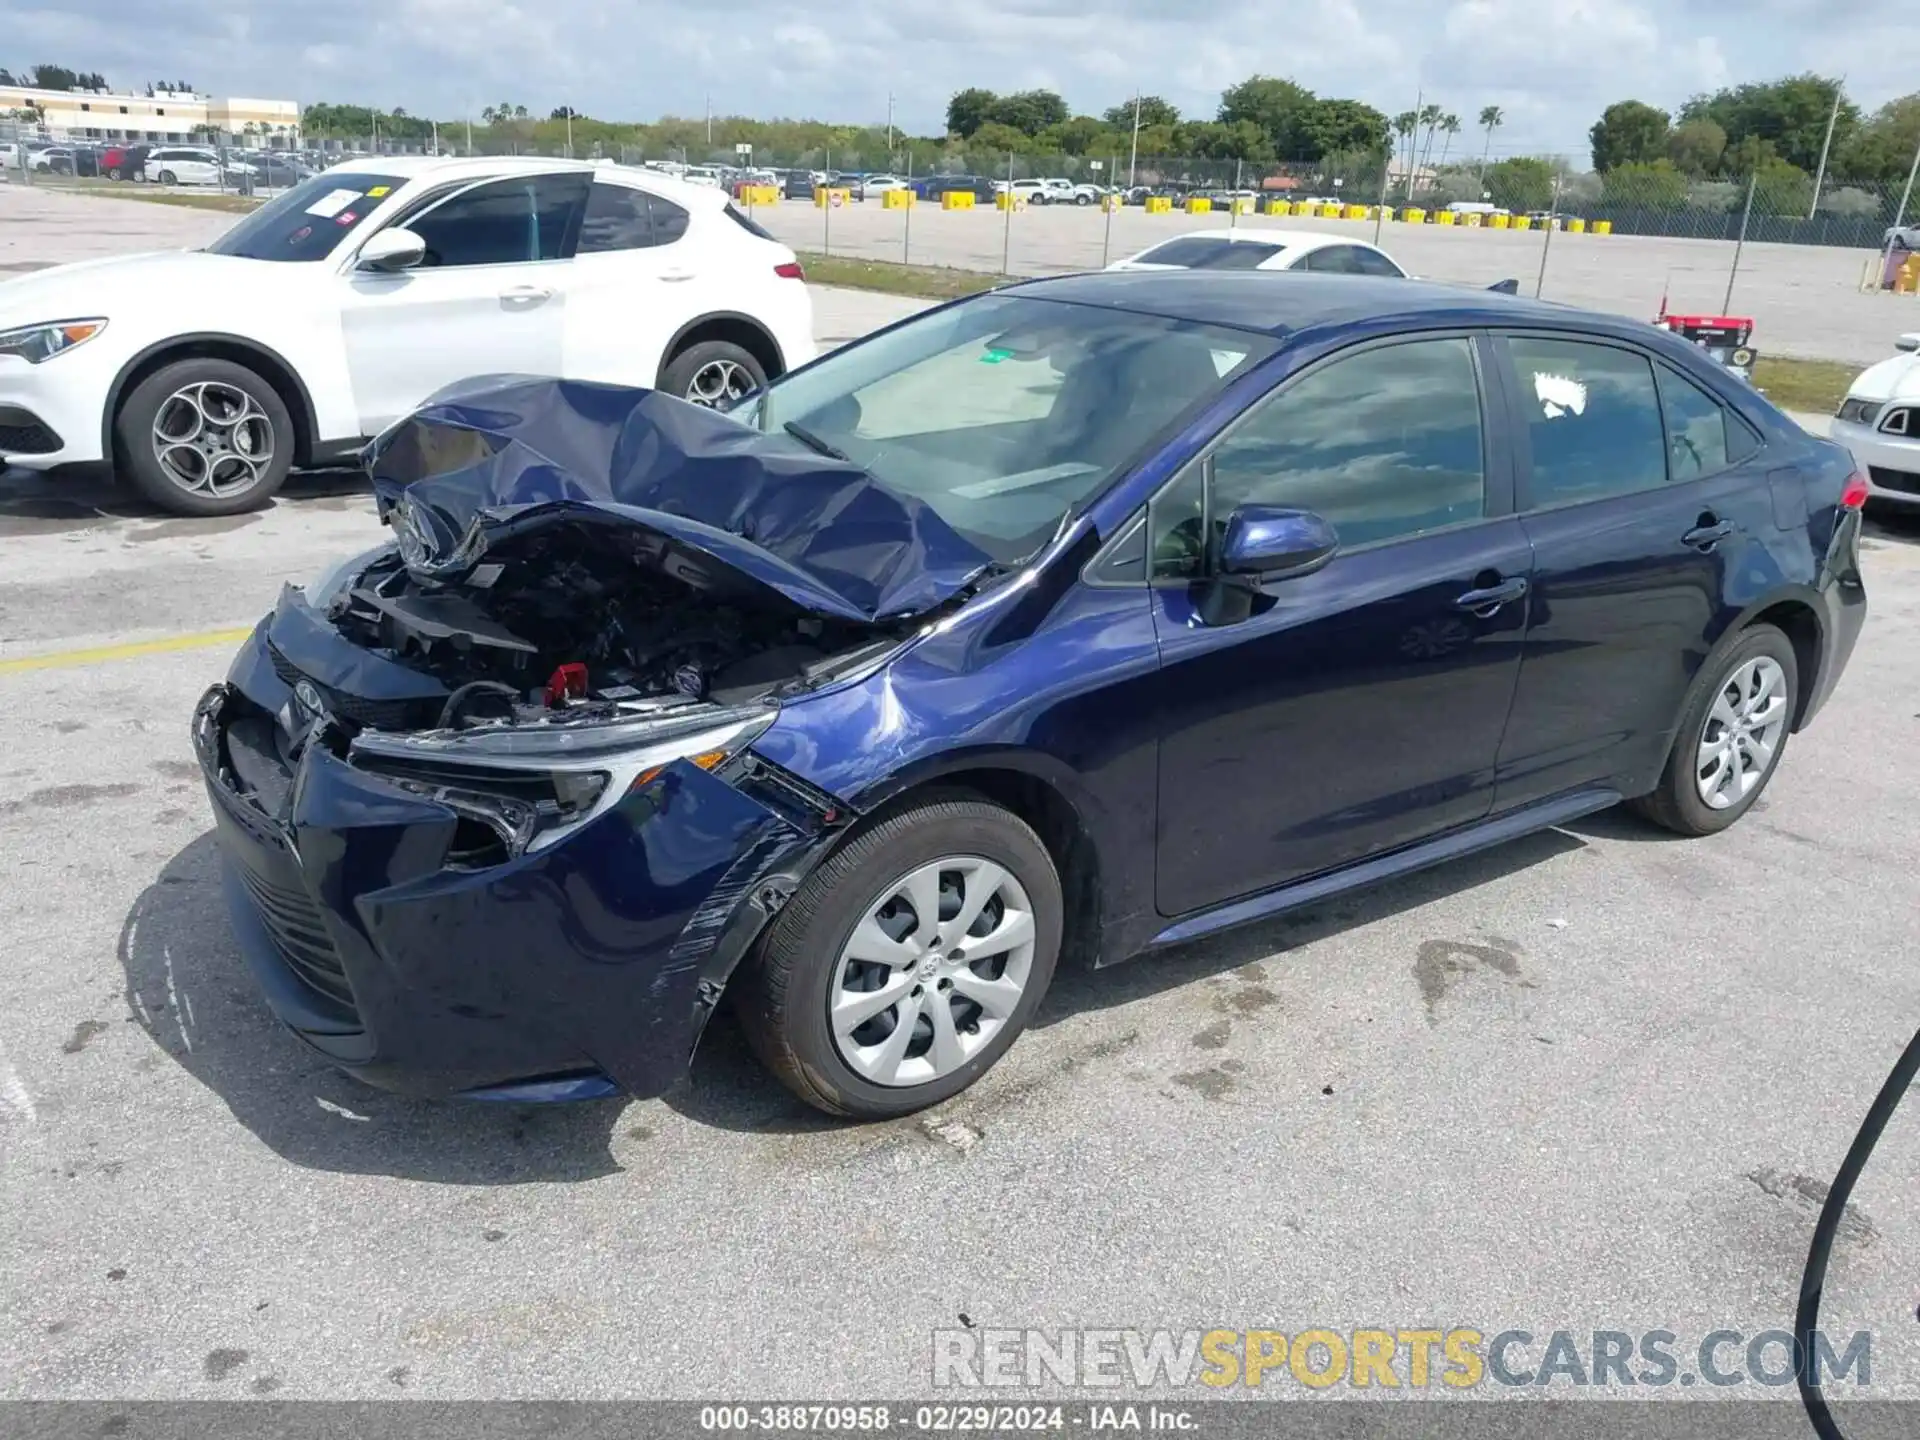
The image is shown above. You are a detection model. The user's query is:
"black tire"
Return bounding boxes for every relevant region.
[733,794,1064,1120]
[1074,194,1092,206]
[113,357,293,516]
[107,166,123,181]
[1628,625,1799,836]
[157,169,176,185]
[659,339,768,408]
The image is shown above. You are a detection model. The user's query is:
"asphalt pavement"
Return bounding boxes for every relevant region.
[1,186,1918,1407]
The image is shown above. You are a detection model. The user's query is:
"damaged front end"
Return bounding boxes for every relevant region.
[195,378,986,1099]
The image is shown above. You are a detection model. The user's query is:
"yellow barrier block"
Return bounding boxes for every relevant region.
[995,191,1024,211]
[1101,194,1124,212]
[941,190,975,210]
[881,188,913,210]
[1145,196,1172,214]
[1186,197,1212,214]
[1593,220,1612,236]
[745,185,777,206]
[814,187,851,209]
[1345,204,1368,220]
[1464,212,1482,227]
[1264,199,1290,216]
[1566,217,1586,234]
[1489,213,1509,229]
[1228,197,1254,215]
[1402,208,1425,224]
[1512,215,1532,231]
[1437,211,1457,226]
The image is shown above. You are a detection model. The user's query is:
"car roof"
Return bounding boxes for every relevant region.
[1006,270,1624,342]
[1146,228,1377,254]
[325,154,722,206]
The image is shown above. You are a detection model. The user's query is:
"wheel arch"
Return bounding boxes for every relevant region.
[104,333,319,466]
[1732,590,1826,731]
[657,312,787,389]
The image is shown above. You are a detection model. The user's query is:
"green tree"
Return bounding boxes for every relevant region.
[1750,156,1813,215]
[989,89,1068,136]
[28,64,79,90]
[1836,95,1920,183]
[969,120,1033,155]
[1036,115,1112,155]
[1477,104,1504,173]
[1602,158,1687,209]
[1185,119,1276,163]
[1665,117,1727,177]
[1414,102,1444,176]
[1218,75,1318,157]
[946,87,997,139]
[1103,95,1179,131]
[1485,156,1555,212]
[1590,100,1671,171]
[1304,98,1388,158]
[1435,113,1463,167]
[1392,110,1418,182]
[1679,74,1857,174]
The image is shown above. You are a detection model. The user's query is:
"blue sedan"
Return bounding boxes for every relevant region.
[195,272,1868,1118]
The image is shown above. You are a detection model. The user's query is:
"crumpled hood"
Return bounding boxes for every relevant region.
[365,377,995,625]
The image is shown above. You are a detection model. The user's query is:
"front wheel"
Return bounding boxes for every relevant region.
[733,795,1064,1119]
[113,357,293,515]
[156,169,176,185]
[660,339,767,408]
[1628,625,1798,836]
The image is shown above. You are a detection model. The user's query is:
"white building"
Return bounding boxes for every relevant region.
[0,84,301,147]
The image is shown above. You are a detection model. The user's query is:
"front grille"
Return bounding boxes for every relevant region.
[1870,466,1920,496]
[234,862,357,1013]
[267,639,440,732]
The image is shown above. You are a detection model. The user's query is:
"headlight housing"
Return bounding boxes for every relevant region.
[347,706,776,865]
[1836,397,1885,428]
[0,318,108,364]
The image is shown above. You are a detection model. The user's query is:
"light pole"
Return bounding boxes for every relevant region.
[1127,92,1141,189]
[1808,75,1845,220]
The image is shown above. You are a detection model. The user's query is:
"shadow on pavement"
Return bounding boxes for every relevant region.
[120,832,625,1183]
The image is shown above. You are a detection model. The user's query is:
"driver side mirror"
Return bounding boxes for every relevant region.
[1200,505,1338,626]
[358,227,426,273]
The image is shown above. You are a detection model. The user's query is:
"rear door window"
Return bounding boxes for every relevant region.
[1506,336,1668,508]
[578,182,654,252]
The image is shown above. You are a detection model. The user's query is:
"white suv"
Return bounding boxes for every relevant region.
[0,157,816,514]
[145,147,226,185]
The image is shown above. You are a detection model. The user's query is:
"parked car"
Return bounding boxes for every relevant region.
[680,166,722,188]
[193,271,1866,1119]
[855,173,908,200]
[1108,228,1408,277]
[0,156,815,513]
[783,169,819,200]
[917,174,996,203]
[101,143,150,181]
[254,155,315,188]
[144,146,225,185]
[1829,332,1920,508]
[1006,178,1055,205]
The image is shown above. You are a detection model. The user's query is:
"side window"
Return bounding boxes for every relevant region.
[1149,461,1208,579]
[1303,246,1362,274]
[1350,246,1404,277]
[405,173,588,268]
[578,182,653,252]
[649,195,691,246]
[1204,338,1486,551]
[1655,364,1735,481]
[1508,336,1667,508]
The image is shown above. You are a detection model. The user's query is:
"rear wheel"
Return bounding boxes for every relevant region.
[1628,625,1798,836]
[660,339,767,408]
[157,169,177,185]
[733,795,1063,1119]
[113,357,293,515]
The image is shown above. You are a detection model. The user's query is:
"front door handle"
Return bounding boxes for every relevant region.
[499,285,552,304]
[659,270,697,283]
[1453,575,1528,617]
[1683,518,1735,551]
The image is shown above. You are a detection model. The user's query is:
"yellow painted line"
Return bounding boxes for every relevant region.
[0,627,252,676]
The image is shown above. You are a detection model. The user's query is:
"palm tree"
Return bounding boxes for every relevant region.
[1478,105,1504,176]
[1415,103,1444,184]
[1392,111,1417,188]
[1437,114,1462,169]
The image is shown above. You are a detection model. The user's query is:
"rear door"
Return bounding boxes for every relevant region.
[561,180,715,390]
[338,171,588,434]
[1149,333,1534,917]
[1490,332,1779,810]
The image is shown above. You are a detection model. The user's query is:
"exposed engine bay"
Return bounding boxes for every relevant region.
[320,518,900,733]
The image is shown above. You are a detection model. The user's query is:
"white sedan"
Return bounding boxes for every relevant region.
[0,156,815,514]
[1107,227,1408,277]
[1829,333,1920,509]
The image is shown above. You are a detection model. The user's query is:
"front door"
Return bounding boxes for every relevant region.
[339,173,588,435]
[1151,334,1532,918]
[1490,333,1782,809]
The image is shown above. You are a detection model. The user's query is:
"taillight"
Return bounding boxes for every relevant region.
[1840,471,1870,509]
[774,261,805,281]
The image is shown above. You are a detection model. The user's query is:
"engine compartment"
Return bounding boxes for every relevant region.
[321,519,900,732]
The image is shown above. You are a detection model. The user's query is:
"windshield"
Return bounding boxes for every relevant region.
[747,293,1274,563]
[205,172,406,262]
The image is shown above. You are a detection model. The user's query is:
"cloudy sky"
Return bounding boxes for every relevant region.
[5,0,1905,158]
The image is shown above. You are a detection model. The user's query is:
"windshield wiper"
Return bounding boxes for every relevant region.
[783,421,854,465]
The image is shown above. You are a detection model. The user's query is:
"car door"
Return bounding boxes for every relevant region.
[1149,333,1534,918]
[337,171,589,435]
[1489,332,1778,811]
[559,181,719,391]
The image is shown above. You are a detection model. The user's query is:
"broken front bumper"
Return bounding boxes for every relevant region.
[192,627,840,1101]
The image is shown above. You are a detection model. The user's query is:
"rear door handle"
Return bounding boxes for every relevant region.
[1683,518,1735,551]
[1453,576,1528,616]
[659,270,696,283]
[499,285,552,304]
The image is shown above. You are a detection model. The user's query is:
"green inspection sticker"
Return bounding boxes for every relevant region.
[980,346,1015,364]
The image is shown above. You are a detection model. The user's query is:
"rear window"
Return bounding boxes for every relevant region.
[1136,237,1284,270]
[205,171,406,262]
